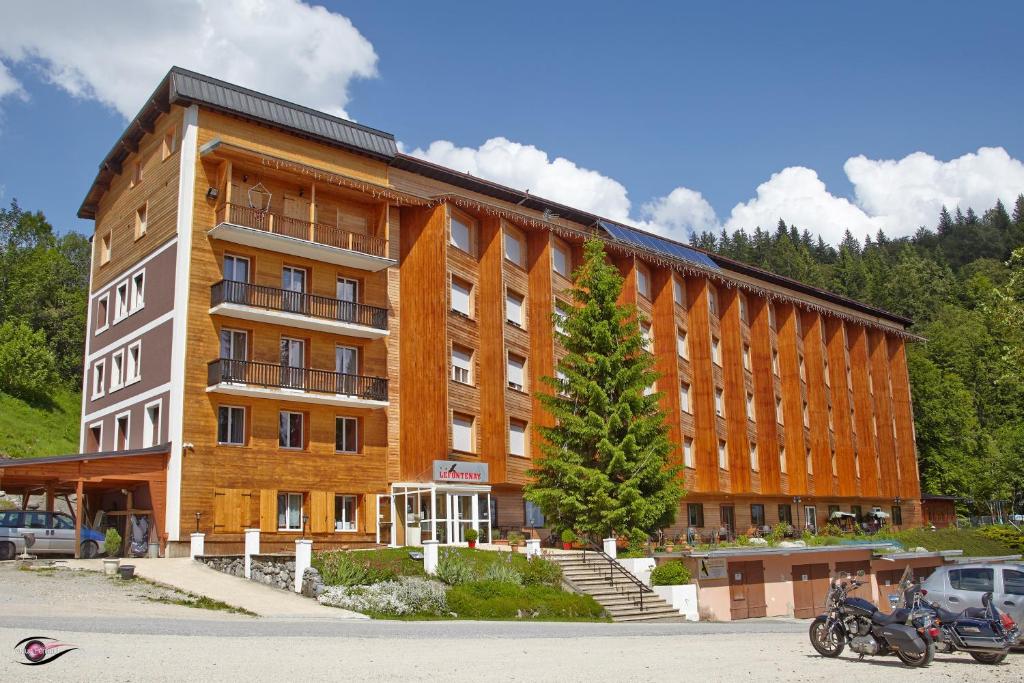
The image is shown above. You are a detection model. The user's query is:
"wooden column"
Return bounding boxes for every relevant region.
[615,255,637,305]
[888,336,921,499]
[824,318,858,497]
[847,324,880,497]
[399,205,449,480]
[719,288,750,493]
[527,231,555,459]
[45,483,55,513]
[748,296,781,493]
[776,302,808,494]
[651,267,683,467]
[74,479,84,559]
[478,216,507,483]
[686,277,718,492]
[801,311,835,497]
[869,329,899,499]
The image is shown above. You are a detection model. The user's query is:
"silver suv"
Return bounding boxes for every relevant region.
[920,562,1024,626]
[0,510,103,560]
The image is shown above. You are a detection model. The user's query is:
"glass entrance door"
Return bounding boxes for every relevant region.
[453,494,474,543]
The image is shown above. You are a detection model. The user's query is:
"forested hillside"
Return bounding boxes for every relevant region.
[0,200,89,457]
[691,196,1024,515]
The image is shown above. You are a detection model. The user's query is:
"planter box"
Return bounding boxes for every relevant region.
[652,584,699,621]
[617,557,656,586]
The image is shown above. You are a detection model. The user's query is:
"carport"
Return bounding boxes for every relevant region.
[0,446,169,557]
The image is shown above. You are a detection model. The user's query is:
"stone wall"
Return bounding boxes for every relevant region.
[197,554,297,592]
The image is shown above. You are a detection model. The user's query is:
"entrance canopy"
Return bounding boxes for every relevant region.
[0,445,169,557]
[389,481,492,547]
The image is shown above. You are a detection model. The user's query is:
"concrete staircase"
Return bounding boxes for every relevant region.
[548,551,683,622]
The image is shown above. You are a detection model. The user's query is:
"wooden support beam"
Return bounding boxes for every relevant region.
[651,266,682,468]
[847,323,880,497]
[748,296,781,493]
[686,277,718,492]
[719,287,750,493]
[825,318,858,497]
[776,302,808,494]
[888,336,921,499]
[801,310,835,497]
[478,215,507,483]
[45,483,55,513]
[868,329,900,498]
[74,479,83,559]
[527,230,555,460]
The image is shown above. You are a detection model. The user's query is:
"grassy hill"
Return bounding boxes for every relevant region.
[0,388,81,458]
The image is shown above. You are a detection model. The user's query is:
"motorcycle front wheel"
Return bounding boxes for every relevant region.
[896,641,935,667]
[809,617,845,658]
[969,651,1007,664]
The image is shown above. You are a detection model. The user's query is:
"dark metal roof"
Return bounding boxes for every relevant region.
[0,444,170,468]
[599,220,720,271]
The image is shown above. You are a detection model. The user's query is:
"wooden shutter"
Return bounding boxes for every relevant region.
[259,490,277,532]
[240,490,256,530]
[213,489,227,532]
[363,495,375,535]
[310,491,330,534]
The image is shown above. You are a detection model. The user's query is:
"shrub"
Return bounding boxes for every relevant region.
[464,528,479,543]
[103,528,122,557]
[560,529,576,544]
[978,526,1024,553]
[507,531,525,546]
[0,321,57,400]
[446,581,606,620]
[482,556,523,585]
[650,561,691,586]
[314,551,398,587]
[819,523,843,537]
[519,557,562,587]
[436,547,474,585]
[318,577,448,616]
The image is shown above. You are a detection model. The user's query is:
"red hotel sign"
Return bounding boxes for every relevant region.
[432,460,489,483]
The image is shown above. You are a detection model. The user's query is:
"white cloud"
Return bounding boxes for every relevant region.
[0,0,377,119]
[845,147,1024,232]
[639,187,719,242]
[410,137,633,222]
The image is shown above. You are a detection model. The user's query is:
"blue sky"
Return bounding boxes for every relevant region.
[1,1,1023,243]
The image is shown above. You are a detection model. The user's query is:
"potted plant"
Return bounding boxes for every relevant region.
[507,531,525,551]
[464,527,479,549]
[560,529,576,550]
[102,528,122,575]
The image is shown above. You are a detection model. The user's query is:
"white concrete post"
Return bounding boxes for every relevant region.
[294,539,312,593]
[189,532,205,559]
[244,529,260,579]
[603,537,617,559]
[423,540,440,575]
[525,538,541,558]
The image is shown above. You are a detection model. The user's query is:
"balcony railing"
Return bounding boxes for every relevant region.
[211,280,388,330]
[208,358,388,402]
[216,203,388,258]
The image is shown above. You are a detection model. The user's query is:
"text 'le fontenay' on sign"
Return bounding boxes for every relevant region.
[433,460,489,483]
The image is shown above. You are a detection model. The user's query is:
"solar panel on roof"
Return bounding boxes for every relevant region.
[599,221,719,270]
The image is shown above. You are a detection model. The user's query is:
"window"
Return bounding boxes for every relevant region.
[636,264,651,299]
[101,231,112,265]
[743,344,751,370]
[450,212,475,254]
[554,301,569,335]
[95,295,109,334]
[504,226,525,267]
[125,341,141,384]
[768,304,777,330]
[948,568,994,592]
[718,440,728,469]
[88,423,102,452]
[712,336,721,365]
[507,353,526,391]
[131,160,143,186]
[552,239,571,277]
[683,437,694,468]
[687,503,704,527]
[277,492,303,531]
[335,345,358,376]
[780,445,787,473]
[640,321,653,352]
[751,504,765,527]
[556,368,569,396]
[144,401,161,448]
[224,254,250,282]
[451,345,473,384]
[850,505,862,520]
[680,382,691,413]
[130,271,145,312]
[824,359,831,386]
[891,505,903,526]
[746,393,755,421]
[506,290,524,327]
[714,388,724,417]
[450,276,472,316]
[750,441,759,471]
[1003,569,1024,596]
[220,328,248,361]
[806,447,813,474]
[110,350,124,391]
[803,402,809,428]
[114,281,129,321]
[334,495,358,532]
[280,338,305,390]
[772,349,780,375]
[799,354,806,381]
[134,203,148,239]
[674,278,686,308]
[282,266,306,312]
[778,504,793,525]
[452,412,474,452]
[217,406,245,445]
[335,417,358,453]
[707,286,718,316]
[509,419,527,457]
[524,500,546,528]
[739,293,749,324]
[337,277,358,303]
[828,504,840,519]
[677,329,688,359]
[162,127,177,160]
[279,411,304,449]
[776,397,784,423]
[115,413,130,451]
[92,360,106,399]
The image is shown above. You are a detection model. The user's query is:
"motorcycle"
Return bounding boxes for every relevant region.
[809,570,937,667]
[889,566,1019,665]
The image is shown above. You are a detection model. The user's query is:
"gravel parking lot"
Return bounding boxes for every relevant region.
[1,562,1021,681]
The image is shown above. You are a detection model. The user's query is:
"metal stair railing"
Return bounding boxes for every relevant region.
[579,544,654,612]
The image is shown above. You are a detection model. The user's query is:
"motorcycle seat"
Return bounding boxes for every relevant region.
[872,608,910,626]
[961,607,988,619]
[933,606,961,623]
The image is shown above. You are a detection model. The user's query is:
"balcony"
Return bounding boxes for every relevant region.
[208,203,396,271]
[207,358,388,409]
[210,280,389,339]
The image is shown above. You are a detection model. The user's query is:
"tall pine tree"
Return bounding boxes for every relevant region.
[525,239,683,546]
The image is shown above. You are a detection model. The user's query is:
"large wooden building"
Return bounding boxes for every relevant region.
[70,68,922,555]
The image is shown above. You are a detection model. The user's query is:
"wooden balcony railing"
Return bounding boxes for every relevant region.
[211,280,388,330]
[208,358,388,402]
[216,203,388,258]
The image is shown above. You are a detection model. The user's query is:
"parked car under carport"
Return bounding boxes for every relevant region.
[0,510,105,559]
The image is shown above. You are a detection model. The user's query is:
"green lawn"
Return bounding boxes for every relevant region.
[874,527,1019,557]
[0,388,80,458]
